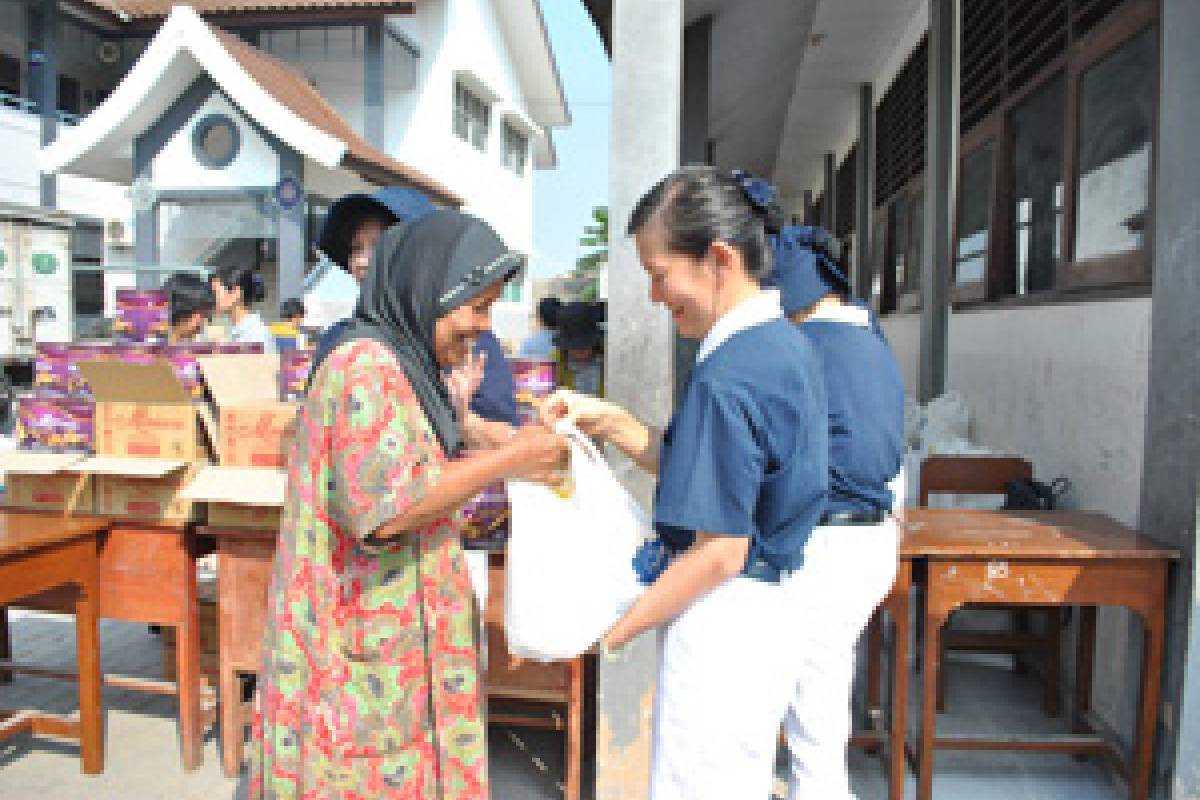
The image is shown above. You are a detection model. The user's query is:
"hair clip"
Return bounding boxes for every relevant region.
[731,170,778,213]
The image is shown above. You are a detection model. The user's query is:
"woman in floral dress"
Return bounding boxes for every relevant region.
[248,211,568,799]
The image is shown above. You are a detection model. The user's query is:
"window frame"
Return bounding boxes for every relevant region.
[453,80,491,152]
[501,120,529,175]
[948,0,1159,310]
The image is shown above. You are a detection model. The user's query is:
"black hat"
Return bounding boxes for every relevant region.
[317,187,436,269]
[555,301,603,351]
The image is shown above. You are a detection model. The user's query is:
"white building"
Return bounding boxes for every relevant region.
[1,0,566,343]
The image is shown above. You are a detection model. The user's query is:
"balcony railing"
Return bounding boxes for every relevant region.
[0,90,81,125]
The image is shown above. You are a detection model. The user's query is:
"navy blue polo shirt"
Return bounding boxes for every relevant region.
[469,331,519,426]
[801,318,904,515]
[653,318,829,575]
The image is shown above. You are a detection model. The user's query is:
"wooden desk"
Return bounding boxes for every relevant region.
[904,509,1175,800]
[0,512,107,774]
[0,517,213,771]
[198,525,275,778]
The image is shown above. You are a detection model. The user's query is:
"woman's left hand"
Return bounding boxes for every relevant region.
[447,350,486,417]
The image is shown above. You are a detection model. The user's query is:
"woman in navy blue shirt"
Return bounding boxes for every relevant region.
[543,166,829,800]
[770,225,905,800]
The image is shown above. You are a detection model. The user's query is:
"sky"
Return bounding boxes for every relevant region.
[530,1,611,279]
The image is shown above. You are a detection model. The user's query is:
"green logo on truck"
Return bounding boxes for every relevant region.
[0,248,7,270]
[31,253,58,275]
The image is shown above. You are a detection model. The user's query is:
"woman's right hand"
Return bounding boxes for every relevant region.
[539,389,625,440]
[506,425,570,484]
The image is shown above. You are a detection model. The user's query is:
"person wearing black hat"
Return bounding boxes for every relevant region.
[554,300,605,396]
[769,224,904,800]
[314,187,521,431]
[249,210,568,800]
[519,295,562,359]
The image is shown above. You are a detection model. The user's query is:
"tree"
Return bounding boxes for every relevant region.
[575,206,607,301]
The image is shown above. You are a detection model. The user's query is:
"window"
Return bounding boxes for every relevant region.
[0,53,19,96]
[454,81,490,151]
[192,114,241,169]
[57,75,80,116]
[835,145,858,239]
[1072,25,1155,264]
[955,143,995,289]
[1011,73,1065,294]
[502,121,528,175]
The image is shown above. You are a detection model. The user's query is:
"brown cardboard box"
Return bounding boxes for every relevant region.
[181,465,286,531]
[76,456,198,523]
[79,360,205,461]
[1,452,92,514]
[198,355,298,468]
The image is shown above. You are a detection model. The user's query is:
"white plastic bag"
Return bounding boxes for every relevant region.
[504,425,649,661]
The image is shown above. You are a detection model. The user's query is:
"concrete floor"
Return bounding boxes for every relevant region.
[0,610,1125,799]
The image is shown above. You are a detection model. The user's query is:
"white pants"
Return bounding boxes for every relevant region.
[651,575,799,800]
[784,522,899,800]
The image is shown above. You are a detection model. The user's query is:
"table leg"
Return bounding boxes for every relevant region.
[0,606,11,684]
[1074,606,1097,734]
[1131,582,1167,800]
[889,568,911,800]
[75,578,103,774]
[565,655,583,800]
[918,600,947,800]
[1044,609,1062,717]
[177,537,202,772]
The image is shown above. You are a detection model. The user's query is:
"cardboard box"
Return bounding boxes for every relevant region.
[199,355,297,468]
[79,456,198,523]
[113,288,168,343]
[0,451,92,514]
[181,465,286,531]
[15,394,95,452]
[80,360,206,461]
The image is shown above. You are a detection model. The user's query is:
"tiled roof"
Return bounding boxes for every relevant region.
[81,0,413,20]
[210,25,461,207]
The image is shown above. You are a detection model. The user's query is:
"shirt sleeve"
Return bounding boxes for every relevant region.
[653,379,765,538]
[330,356,444,542]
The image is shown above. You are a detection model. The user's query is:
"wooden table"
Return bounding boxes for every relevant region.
[902,509,1176,800]
[0,512,107,774]
[198,525,275,778]
[0,517,213,770]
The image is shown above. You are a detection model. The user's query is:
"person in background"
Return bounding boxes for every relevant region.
[769,225,904,800]
[270,298,308,350]
[211,264,272,350]
[519,296,561,359]
[163,273,215,343]
[248,211,567,800]
[315,186,520,432]
[553,300,605,396]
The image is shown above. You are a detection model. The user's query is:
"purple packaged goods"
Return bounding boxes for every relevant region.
[15,394,95,453]
[34,342,70,395]
[216,342,265,355]
[115,342,164,365]
[461,478,510,549]
[66,342,122,397]
[279,348,315,402]
[165,342,216,400]
[113,288,169,343]
[510,357,557,425]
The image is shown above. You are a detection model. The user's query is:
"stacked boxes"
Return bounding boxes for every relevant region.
[113,289,169,343]
[15,395,95,453]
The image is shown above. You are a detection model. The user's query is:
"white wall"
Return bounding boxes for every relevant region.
[384,0,536,256]
[151,91,279,191]
[880,311,921,391]
[0,107,40,207]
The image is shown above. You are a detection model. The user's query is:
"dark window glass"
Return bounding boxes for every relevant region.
[57,75,79,115]
[955,143,994,285]
[1011,73,1064,294]
[1074,25,1156,263]
[0,53,19,96]
[907,184,924,302]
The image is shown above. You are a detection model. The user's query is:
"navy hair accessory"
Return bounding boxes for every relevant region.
[766,225,851,314]
[731,169,778,214]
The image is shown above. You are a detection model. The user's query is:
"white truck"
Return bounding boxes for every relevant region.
[0,205,104,427]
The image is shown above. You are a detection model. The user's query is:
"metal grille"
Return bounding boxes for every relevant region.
[835,145,858,238]
[875,36,927,206]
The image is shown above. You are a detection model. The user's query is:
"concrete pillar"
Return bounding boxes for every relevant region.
[364,20,385,148]
[28,0,58,208]
[131,135,157,284]
[1138,0,1200,793]
[599,1,682,797]
[277,149,306,303]
[675,15,711,402]
[823,151,835,232]
[855,83,874,298]
[918,0,956,402]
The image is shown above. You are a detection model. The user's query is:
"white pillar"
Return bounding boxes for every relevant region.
[598,1,682,798]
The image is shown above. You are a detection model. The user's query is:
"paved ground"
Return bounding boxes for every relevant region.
[0,610,1124,799]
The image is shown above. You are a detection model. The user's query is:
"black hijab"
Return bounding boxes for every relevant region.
[310,210,522,456]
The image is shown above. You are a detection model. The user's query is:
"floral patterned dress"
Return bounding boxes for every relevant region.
[248,339,488,799]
